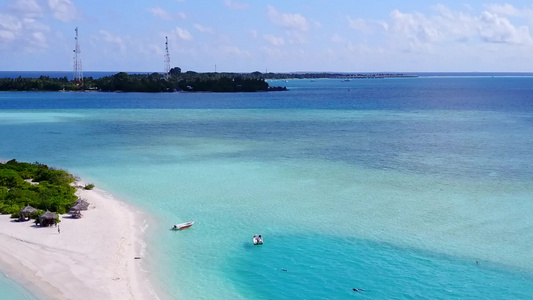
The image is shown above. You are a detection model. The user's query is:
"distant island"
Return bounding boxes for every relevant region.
[0,68,287,92]
[0,68,415,93]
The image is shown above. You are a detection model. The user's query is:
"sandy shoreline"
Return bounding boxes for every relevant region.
[0,182,157,300]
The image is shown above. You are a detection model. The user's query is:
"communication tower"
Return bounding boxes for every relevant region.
[164,36,171,78]
[73,27,83,84]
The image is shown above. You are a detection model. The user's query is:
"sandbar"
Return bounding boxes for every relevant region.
[0,182,157,300]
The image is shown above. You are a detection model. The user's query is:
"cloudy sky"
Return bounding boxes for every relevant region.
[1,0,533,72]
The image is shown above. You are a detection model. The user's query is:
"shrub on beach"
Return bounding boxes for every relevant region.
[0,169,25,188]
[84,184,95,190]
[34,168,75,186]
[31,210,43,220]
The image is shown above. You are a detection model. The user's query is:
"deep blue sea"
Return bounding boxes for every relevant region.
[1,76,533,299]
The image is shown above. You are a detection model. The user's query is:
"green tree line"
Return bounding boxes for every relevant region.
[0,76,79,91]
[0,70,287,92]
[0,69,415,92]
[0,160,78,218]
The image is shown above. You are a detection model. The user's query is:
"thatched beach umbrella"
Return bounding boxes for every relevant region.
[19,205,38,220]
[69,199,89,219]
[39,210,58,227]
[72,199,90,211]
[70,203,84,211]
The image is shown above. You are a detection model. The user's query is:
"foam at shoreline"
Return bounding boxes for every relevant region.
[0,181,157,300]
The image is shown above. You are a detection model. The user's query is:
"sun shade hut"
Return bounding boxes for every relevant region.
[19,205,38,221]
[69,199,90,219]
[72,199,90,210]
[39,211,58,227]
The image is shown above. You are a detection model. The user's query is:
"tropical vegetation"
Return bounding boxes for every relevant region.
[0,69,288,92]
[0,160,78,218]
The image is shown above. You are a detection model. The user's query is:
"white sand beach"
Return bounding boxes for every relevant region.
[0,183,156,300]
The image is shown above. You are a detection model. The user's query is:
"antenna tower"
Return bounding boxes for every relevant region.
[164,36,171,78]
[73,27,83,84]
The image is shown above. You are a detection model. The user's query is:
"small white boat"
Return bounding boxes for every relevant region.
[173,221,195,230]
[253,234,263,245]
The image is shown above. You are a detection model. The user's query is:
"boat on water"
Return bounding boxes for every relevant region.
[173,221,195,230]
[253,234,263,245]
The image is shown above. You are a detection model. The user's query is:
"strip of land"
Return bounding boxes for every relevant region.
[0,182,156,300]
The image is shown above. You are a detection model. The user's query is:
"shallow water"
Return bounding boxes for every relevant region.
[0,274,38,300]
[1,77,533,299]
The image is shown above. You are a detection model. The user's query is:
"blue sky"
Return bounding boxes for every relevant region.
[1,0,533,72]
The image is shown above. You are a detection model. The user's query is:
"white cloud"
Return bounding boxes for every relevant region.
[485,3,533,24]
[9,0,42,18]
[216,33,231,44]
[220,45,250,57]
[248,29,258,39]
[23,17,50,32]
[0,8,49,51]
[485,3,521,16]
[347,17,374,33]
[388,10,441,44]
[224,0,249,11]
[342,5,533,60]
[194,23,214,34]
[344,42,382,56]
[1,0,46,49]
[311,19,322,29]
[0,13,23,31]
[149,44,163,56]
[148,6,173,20]
[429,5,477,39]
[172,27,192,41]
[0,29,16,44]
[139,43,164,57]
[267,5,309,32]
[99,30,126,52]
[331,33,344,43]
[263,34,284,46]
[478,11,532,44]
[31,31,46,46]
[260,46,283,60]
[48,0,77,22]
[374,6,533,50]
[266,6,309,44]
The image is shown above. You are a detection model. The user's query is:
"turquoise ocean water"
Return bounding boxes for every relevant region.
[1,77,533,299]
[0,274,37,300]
